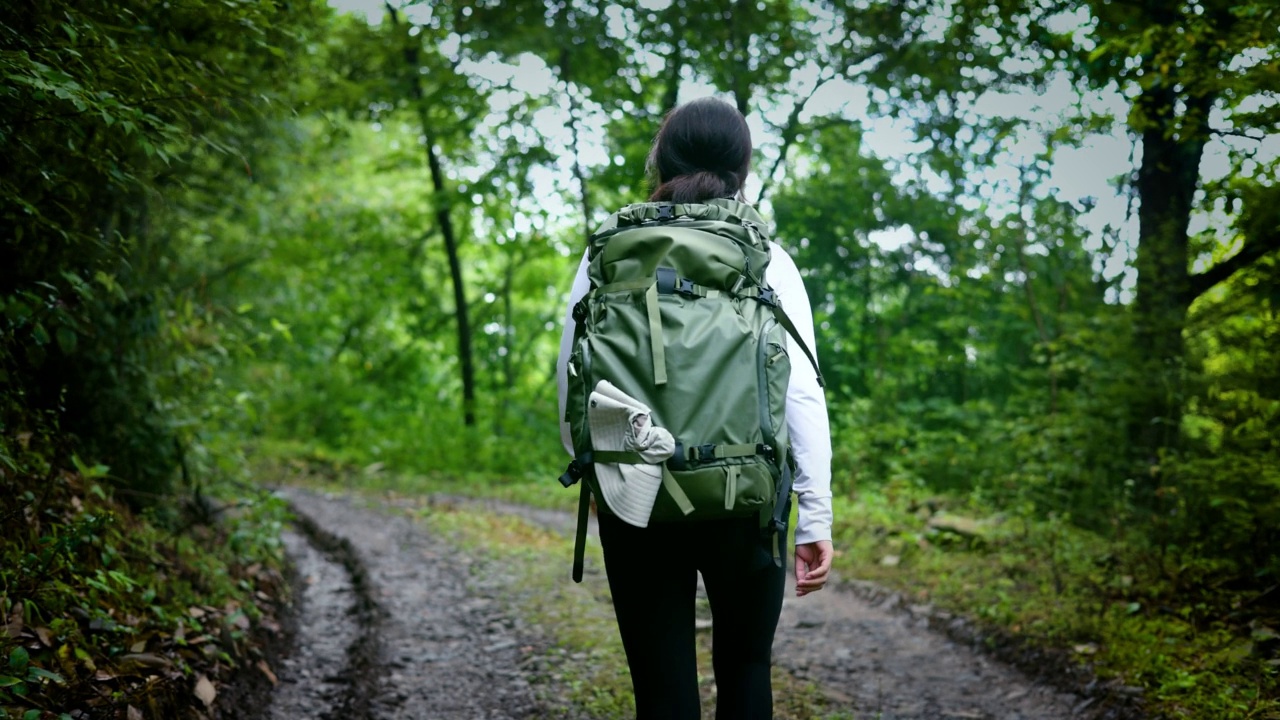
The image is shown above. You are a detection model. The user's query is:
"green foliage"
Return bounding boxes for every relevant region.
[1,0,324,498]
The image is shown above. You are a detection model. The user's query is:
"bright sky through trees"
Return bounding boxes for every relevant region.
[327,0,1277,301]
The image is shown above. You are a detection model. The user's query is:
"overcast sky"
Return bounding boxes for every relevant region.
[328,0,1278,300]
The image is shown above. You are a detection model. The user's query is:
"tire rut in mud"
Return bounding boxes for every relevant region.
[269,508,384,720]
[269,488,545,720]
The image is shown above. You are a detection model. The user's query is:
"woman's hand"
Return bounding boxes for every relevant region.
[794,540,833,597]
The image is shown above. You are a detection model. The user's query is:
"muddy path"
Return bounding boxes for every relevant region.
[256,488,1130,720]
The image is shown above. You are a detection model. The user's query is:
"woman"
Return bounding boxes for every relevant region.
[556,96,834,719]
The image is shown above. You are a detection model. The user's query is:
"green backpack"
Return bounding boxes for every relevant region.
[558,198,823,582]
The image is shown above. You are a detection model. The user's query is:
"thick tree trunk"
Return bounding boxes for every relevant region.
[1129,81,1210,471]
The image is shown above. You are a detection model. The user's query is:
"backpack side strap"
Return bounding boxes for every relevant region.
[572,480,590,583]
[561,451,695,583]
[765,456,795,571]
[755,288,825,388]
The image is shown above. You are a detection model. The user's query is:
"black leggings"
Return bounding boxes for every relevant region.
[598,512,786,720]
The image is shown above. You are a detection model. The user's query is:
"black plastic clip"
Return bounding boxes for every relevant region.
[691,443,717,464]
[757,287,778,306]
[655,204,676,220]
[676,278,697,297]
[769,516,787,535]
[558,453,593,488]
[571,298,589,324]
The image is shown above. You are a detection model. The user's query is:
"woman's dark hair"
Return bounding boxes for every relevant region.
[647,97,752,203]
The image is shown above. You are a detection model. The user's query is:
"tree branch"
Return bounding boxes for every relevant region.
[1187,230,1280,301]
[1209,127,1270,141]
[755,68,835,205]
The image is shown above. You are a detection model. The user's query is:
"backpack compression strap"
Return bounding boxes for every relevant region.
[766,458,795,571]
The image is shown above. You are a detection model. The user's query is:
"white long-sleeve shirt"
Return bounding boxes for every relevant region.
[555,241,834,544]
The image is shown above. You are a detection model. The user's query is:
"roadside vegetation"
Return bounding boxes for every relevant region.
[0,444,291,719]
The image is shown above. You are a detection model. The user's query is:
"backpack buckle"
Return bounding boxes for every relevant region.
[558,454,591,488]
[571,298,589,323]
[757,287,778,306]
[676,278,697,297]
[691,444,717,464]
[655,204,676,221]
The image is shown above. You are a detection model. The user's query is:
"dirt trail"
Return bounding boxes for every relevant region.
[775,579,1078,719]
[258,489,1108,720]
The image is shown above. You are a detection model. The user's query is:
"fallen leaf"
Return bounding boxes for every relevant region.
[193,675,217,708]
[1073,643,1099,655]
[130,640,147,653]
[35,627,54,647]
[880,554,901,567]
[187,607,206,619]
[127,706,143,720]
[257,660,277,686]
[116,653,171,673]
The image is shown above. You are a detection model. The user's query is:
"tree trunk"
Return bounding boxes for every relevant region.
[425,141,477,426]
[1128,78,1211,473]
[387,6,476,426]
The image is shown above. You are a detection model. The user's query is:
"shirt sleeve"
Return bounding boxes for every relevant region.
[557,250,592,456]
[764,242,834,545]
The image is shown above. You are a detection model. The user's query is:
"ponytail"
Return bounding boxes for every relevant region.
[646,98,752,203]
